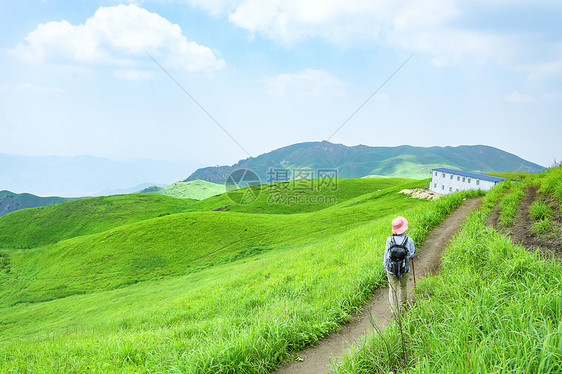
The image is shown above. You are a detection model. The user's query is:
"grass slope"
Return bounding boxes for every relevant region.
[485,171,536,180]
[336,168,562,373]
[0,183,479,373]
[188,177,423,214]
[140,180,225,200]
[0,194,196,248]
[0,181,426,307]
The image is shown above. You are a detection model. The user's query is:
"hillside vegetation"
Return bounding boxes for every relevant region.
[336,167,562,373]
[0,176,482,373]
[0,179,426,308]
[188,177,421,214]
[0,194,196,248]
[139,180,225,200]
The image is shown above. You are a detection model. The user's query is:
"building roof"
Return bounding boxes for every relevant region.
[431,168,510,183]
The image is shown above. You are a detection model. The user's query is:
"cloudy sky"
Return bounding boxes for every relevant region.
[1,0,561,169]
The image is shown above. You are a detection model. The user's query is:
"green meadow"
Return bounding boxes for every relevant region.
[0,176,479,373]
[4,169,558,373]
[140,180,226,200]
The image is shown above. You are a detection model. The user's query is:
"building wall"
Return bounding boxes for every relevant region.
[429,170,498,195]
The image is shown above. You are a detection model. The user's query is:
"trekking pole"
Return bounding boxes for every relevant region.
[411,258,416,287]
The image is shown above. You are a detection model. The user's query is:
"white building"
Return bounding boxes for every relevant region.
[429,168,510,195]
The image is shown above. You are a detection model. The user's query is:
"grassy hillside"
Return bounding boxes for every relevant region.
[140,180,225,200]
[0,178,480,373]
[0,178,419,250]
[0,180,426,307]
[188,177,422,214]
[0,194,196,248]
[336,169,562,373]
[485,171,536,180]
[0,190,72,217]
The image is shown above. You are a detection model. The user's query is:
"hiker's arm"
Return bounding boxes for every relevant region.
[382,237,391,269]
[408,238,416,258]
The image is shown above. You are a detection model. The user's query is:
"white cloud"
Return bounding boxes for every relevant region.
[193,0,554,72]
[228,0,392,45]
[114,69,154,80]
[262,69,345,96]
[504,91,535,103]
[10,4,225,72]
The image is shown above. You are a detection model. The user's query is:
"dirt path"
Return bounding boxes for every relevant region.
[272,197,483,374]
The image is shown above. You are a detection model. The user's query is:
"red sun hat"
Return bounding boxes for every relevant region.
[392,216,408,235]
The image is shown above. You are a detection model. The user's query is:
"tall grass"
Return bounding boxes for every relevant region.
[335,186,562,373]
[0,190,480,373]
[498,181,526,228]
[529,201,553,221]
[535,165,562,201]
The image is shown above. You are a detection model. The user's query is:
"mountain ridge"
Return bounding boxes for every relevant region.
[0,190,74,217]
[183,141,545,183]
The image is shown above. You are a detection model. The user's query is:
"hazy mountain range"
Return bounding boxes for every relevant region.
[184,141,545,184]
[0,154,192,197]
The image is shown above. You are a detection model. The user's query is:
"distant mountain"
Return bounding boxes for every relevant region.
[0,154,194,197]
[139,180,225,200]
[184,141,545,184]
[0,190,73,217]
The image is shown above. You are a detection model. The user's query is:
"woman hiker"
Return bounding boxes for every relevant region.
[383,216,416,316]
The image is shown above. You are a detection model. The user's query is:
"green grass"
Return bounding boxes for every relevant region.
[188,177,424,214]
[0,182,427,308]
[498,181,526,228]
[0,194,197,248]
[140,180,226,200]
[529,201,553,221]
[0,179,414,250]
[531,217,552,235]
[335,182,562,374]
[534,165,562,201]
[485,171,536,180]
[0,178,481,373]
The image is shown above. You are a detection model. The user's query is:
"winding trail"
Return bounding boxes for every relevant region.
[272,197,483,374]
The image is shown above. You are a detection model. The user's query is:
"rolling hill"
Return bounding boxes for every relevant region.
[1,175,460,374]
[0,190,73,218]
[0,193,196,248]
[184,141,545,183]
[0,177,427,311]
[4,166,559,373]
[139,180,225,200]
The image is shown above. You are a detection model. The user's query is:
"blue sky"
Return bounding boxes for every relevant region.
[1,0,561,169]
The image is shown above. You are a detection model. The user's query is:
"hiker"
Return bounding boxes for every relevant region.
[383,216,416,316]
